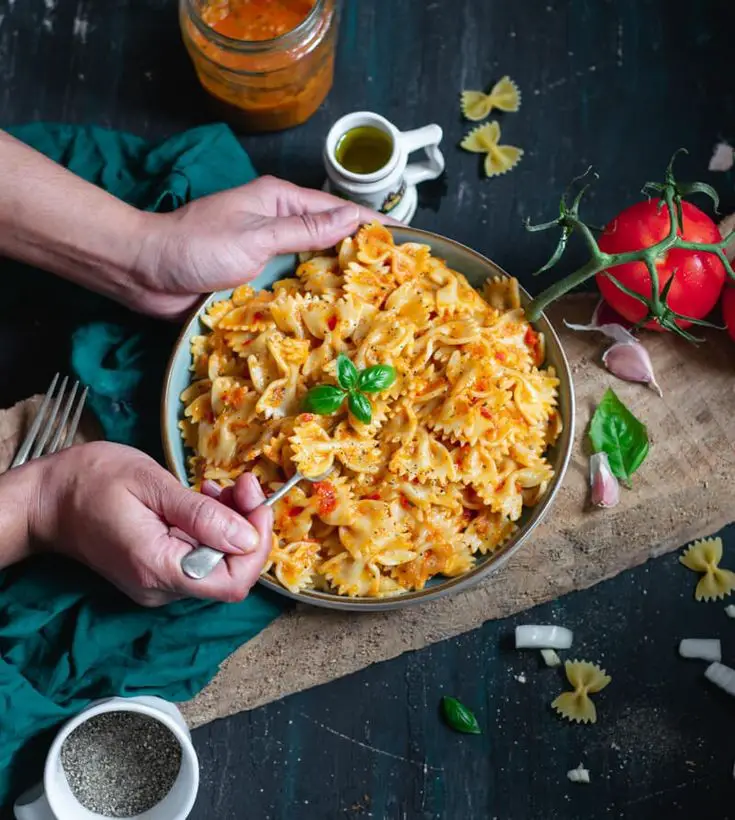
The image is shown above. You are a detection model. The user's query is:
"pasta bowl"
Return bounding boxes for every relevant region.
[161,226,575,611]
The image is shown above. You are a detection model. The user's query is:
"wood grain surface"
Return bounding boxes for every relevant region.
[1,0,735,818]
[180,294,735,729]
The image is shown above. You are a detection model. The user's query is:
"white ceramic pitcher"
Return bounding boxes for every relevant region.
[323,111,445,224]
[14,696,199,820]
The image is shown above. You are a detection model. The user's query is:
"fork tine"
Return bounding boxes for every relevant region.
[47,381,79,455]
[61,386,88,450]
[10,373,60,468]
[31,376,69,460]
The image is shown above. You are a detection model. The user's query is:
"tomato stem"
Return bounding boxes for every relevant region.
[526,152,735,340]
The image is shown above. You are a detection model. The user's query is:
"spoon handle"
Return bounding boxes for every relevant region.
[179,545,227,581]
[261,471,303,508]
[180,472,304,581]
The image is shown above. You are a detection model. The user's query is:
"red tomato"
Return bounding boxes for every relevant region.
[595,200,725,330]
[722,286,735,342]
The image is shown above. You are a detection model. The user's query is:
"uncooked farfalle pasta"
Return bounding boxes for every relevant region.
[460,76,521,120]
[179,223,561,598]
[460,122,524,178]
[680,537,735,601]
[552,660,611,724]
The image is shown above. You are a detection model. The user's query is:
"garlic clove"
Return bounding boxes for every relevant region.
[602,341,662,397]
[589,452,620,509]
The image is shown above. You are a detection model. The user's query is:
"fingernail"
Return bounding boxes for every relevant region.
[246,473,265,502]
[226,516,259,552]
[201,479,222,498]
[330,205,360,228]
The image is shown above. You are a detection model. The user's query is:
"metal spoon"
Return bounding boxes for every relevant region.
[180,468,332,581]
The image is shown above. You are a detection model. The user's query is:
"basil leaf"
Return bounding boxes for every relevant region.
[588,388,649,485]
[441,696,481,735]
[357,364,396,393]
[348,392,372,424]
[303,385,346,416]
[336,354,359,390]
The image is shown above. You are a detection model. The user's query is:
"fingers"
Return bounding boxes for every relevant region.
[245,175,399,226]
[167,474,271,602]
[159,481,260,555]
[202,474,263,514]
[164,504,273,602]
[256,208,362,257]
[231,473,266,514]
[201,479,234,509]
[219,504,273,598]
[201,479,223,498]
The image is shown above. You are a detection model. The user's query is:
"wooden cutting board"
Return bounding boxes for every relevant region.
[180,293,735,727]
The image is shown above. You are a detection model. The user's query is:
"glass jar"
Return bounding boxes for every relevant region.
[180,0,340,133]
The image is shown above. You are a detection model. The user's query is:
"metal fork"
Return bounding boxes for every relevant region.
[11,373,89,469]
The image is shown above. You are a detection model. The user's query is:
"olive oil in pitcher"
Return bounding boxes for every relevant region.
[335,126,394,175]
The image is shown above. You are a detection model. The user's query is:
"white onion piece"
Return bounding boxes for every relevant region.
[705,662,735,697]
[679,639,722,663]
[540,649,562,667]
[725,605,735,619]
[515,625,573,649]
[709,142,734,172]
[567,764,590,784]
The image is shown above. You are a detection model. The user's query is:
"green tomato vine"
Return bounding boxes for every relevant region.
[525,150,735,342]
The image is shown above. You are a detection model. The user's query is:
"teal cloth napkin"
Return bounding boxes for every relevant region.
[0,124,287,805]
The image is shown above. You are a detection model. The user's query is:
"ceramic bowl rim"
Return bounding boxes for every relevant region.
[161,225,576,612]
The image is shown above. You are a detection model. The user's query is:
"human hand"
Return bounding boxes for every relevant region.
[29,441,272,607]
[132,176,391,319]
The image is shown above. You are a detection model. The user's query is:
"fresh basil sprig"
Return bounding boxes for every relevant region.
[303,354,396,424]
[441,696,482,735]
[588,388,649,486]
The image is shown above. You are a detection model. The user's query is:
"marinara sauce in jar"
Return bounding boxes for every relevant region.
[180,0,340,132]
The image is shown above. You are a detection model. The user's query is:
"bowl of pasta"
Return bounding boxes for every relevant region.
[162,223,575,611]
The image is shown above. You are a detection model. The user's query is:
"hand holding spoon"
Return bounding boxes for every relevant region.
[180,468,332,581]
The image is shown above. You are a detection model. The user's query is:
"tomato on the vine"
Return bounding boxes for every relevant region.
[595,200,725,330]
[721,286,735,343]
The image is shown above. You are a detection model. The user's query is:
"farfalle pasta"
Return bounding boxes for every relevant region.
[680,537,735,601]
[552,660,612,724]
[460,76,521,120]
[460,122,523,178]
[179,223,561,598]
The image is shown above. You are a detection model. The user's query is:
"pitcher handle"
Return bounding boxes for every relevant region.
[400,124,445,186]
[14,783,56,820]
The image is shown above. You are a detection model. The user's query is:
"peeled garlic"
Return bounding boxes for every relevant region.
[565,303,662,397]
[589,452,620,509]
[602,341,662,397]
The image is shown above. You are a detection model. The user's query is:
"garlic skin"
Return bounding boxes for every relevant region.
[564,318,636,346]
[589,452,620,509]
[602,341,663,397]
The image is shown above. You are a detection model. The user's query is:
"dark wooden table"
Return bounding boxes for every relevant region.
[2,0,735,817]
